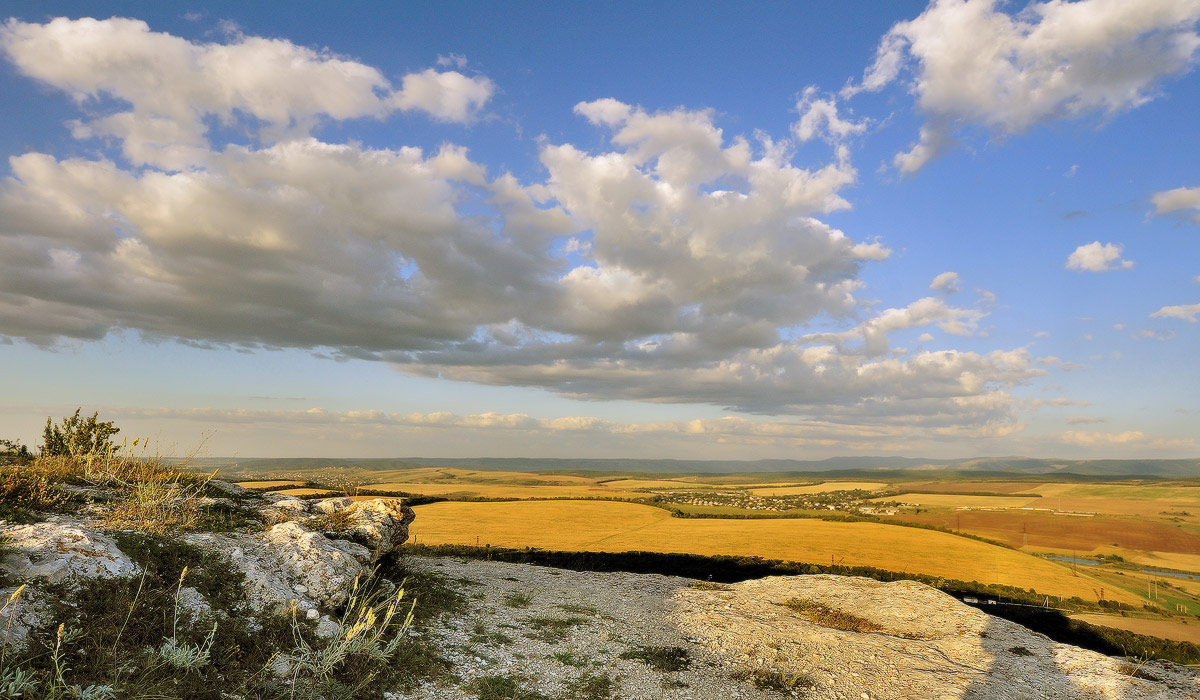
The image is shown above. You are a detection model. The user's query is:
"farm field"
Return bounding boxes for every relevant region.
[271,487,336,496]
[599,479,713,490]
[364,481,646,500]
[234,480,306,489]
[408,499,1139,604]
[875,493,1038,508]
[1071,614,1200,644]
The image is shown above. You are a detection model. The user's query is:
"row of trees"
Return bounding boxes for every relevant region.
[0,408,120,465]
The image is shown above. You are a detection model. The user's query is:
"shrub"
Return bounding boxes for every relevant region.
[41,409,120,457]
[0,439,32,466]
[0,463,79,522]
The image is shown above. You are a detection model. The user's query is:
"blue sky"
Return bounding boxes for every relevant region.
[0,0,1197,459]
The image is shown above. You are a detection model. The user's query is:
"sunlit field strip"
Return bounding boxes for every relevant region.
[410,500,1140,603]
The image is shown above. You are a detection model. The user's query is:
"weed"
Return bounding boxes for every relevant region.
[504,592,533,609]
[376,554,465,623]
[619,645,690,672]
[1117,657,1160,682]
[779,598,883,632]
[0,463,80,522]
[565,670,617,699]
[523,616,589,642]
[731,667,813,692]
[688,581,733,591]
[464,673,552,700]
[470,622,514,646]
[550,651,587,667]
[271,572,415,696]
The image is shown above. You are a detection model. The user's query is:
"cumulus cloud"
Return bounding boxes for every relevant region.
[848,0,1200,172]
[0,19,1052,435]
[1151,302,1200,321]
[0,17,493,168]
[1151,185,1200,223]
[1065,241,1134,272]
[390,68,494,123]
[929,271,960,293]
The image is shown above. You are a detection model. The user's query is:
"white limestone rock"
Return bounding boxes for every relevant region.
[185,522,369,614]
[309,497,415,558]
[0,518,140,583]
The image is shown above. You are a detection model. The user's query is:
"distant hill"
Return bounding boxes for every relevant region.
[194,455,1200,478]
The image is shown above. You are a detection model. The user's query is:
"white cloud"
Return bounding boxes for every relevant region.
[1151,302,1200,321]
[929,271,960,293]
[792,86,867,144]
[1059,430,1196,450]
[849,0,1200,172]
[0,17,494,168]
[1065,241,1134,272]
[390,68,494,123]
[1151,185,1200,223]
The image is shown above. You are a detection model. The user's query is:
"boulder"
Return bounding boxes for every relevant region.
[0,518,140,583]
[185,522,369,613]
[310,497,415,558]
[313,497,354,514]
[205,480,258,498]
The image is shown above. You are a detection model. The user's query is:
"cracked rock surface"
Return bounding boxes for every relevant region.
[390,557,1200,700]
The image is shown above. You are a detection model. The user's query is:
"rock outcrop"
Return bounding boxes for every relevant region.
[0,517,140,583]
[310,497,415,559]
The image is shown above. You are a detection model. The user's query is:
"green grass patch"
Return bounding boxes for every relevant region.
[565,670,617,699]
[523,616,588,642]
[464,673,553,700]
[619,645,690,672]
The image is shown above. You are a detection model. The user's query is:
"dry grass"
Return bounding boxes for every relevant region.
[778,598,883,632]
[0,444,226,535]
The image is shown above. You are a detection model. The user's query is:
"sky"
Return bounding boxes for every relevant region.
[0,0,1198,460]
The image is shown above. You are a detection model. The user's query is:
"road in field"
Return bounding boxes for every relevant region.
[410,500,1140,604]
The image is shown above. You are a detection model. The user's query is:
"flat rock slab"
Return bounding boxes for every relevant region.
[0,518,140,583]
[390,557,1200,700]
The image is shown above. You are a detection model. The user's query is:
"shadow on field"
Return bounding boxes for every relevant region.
[402,543,1200,666]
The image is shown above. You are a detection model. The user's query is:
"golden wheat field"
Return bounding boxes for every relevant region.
[1070,614,1200,644]
[366,481,646,500]
[408,500,1139,603]
[234,480,306,489]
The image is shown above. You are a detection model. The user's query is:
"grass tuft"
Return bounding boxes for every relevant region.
[779,598,883,632]
[464,673,552,700]
[731,667,814,691]
[618,645,690,672]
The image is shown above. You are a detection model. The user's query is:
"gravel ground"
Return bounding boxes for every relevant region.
[388,557,1200,700]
